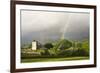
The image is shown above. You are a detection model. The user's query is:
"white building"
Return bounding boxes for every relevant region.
[32,40,37,50]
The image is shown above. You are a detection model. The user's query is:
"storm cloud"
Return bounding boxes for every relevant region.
[21,10,89,44]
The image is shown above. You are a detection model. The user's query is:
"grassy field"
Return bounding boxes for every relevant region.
[21,56,89,63]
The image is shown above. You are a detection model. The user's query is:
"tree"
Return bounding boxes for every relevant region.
[60,39,72,49]
[44,43,53,49]
[81,40,89,56]
[77,42,82,49]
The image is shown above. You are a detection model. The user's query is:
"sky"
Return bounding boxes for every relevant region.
[21,10,89,45]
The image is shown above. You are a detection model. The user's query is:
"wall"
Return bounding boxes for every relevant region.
[0,0,100,73]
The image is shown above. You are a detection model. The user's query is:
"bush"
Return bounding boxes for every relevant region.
[82,40,89,54]
[40,49,48,55]
[72,49,89,56]
[60,39,72,50]
[58,50,72,57]
[44,43,53,49]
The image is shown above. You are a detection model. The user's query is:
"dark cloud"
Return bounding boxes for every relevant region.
[21,10,89,44]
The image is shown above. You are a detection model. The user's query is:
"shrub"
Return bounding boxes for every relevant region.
[72,49,89,56]
[60,39,72,50]
[40,49,50,56]
[58,50,72,57]
[82,40,89,54]
[44,43,53,49]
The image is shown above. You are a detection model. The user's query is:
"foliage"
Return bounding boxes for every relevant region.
[60,39,72,49]
[44,43,53,49]
[41,49,50,55]
[81,40,89,55]
[21,43,32,49]
[21,39,90,59]
[58,49,72,56]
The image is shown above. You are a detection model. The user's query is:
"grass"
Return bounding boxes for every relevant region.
[21,56,89,63]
